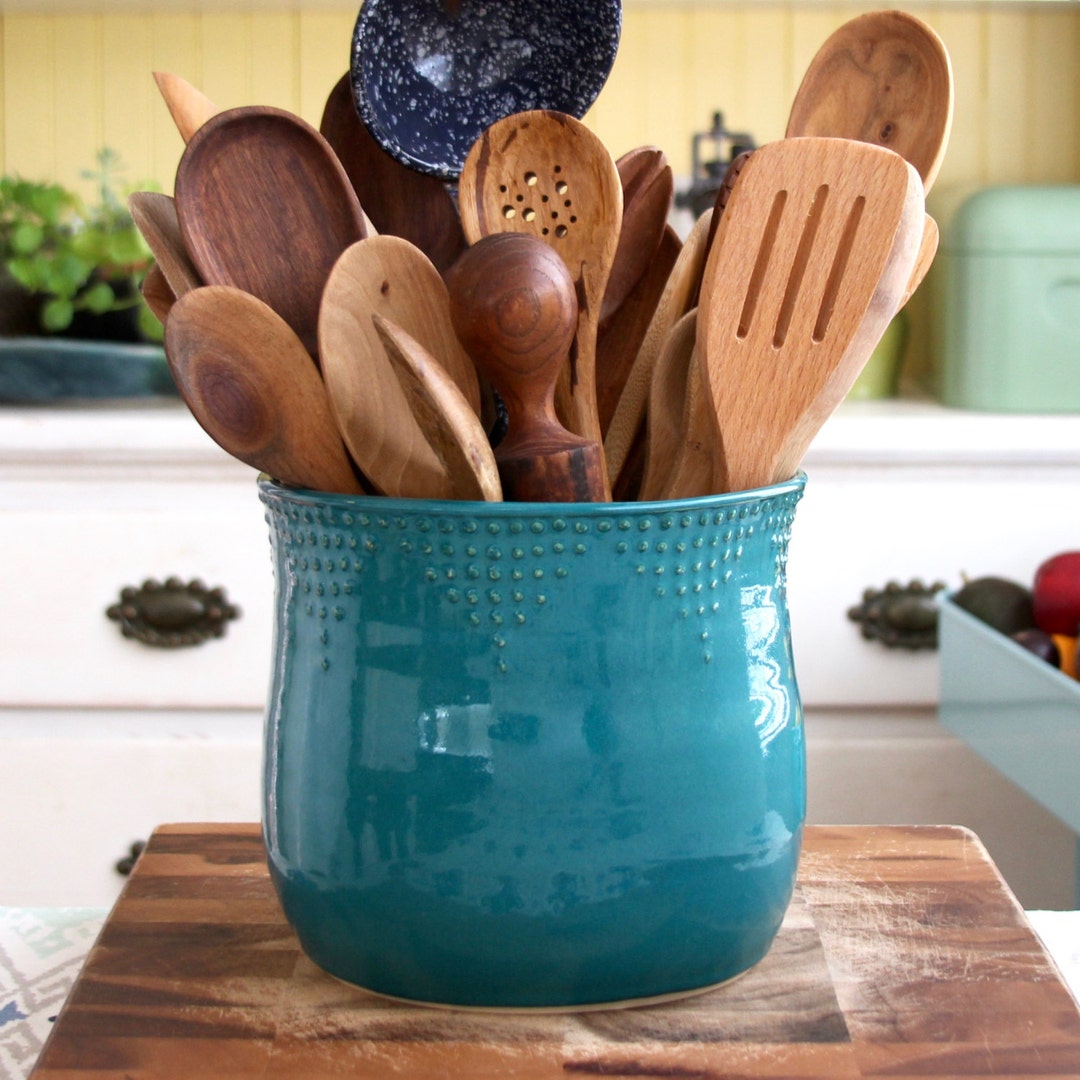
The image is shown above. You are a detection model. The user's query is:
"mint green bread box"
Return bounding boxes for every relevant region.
[935,185,1080,412]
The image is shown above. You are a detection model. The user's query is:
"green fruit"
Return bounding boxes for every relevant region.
[953,576,1035,636]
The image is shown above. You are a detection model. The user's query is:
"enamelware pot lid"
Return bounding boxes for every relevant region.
[350,0,622,181]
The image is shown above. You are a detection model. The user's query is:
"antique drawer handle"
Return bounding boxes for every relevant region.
[114,840,146,877]
[106,577,241,647]
[847,579,945,650]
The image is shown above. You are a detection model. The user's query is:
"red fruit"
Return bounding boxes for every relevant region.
[1032,551,1080,636]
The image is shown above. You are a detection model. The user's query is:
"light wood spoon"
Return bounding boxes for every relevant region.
[374,316,502,503]
[786,10,953,193]
[698,137,924,493]
[596,223,681,438]
[447,232,606,503]
[604,207,713,491]
[601,147,673,328]
[319,235,479,501]
[153,71,217,144]
[637,310,700,502]
[458,109,623,477]
[128,192,202,301]
[174,106,369,361]
[164,286,363,495]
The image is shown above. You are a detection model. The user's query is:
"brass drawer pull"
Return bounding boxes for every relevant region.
[847,579,945,650]
[106,577,241,647]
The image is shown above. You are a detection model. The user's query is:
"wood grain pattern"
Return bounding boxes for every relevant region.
[31,825,1080,1079]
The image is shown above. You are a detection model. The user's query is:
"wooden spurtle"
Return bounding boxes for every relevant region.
[373,316,502,503]
[174,106,368,361]
[127,192,202,300]
[320,74,466,276]
[458,109,623,478]
[786,10,953,193]
[153,71,217,144]
[319,235,478,501]
[446,232,607,503]
[164,286,363,495]
[697,137,924,493]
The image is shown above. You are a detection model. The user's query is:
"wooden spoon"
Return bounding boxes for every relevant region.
[319,235,479,501]
[164,286,363,495]
[141,263,175,324]
[900,214,939,308]
[596,224,681,436]
[698,137,924,493]
[637,310,700,502]
[153,71,217,144]
[603,207,713,491]
[458,109,623,479]
[320,74,466,275]
[127,192,202,300]
[600,147,673,328]
[446,232,606,503]
[174,106,369,361]
[786,10,953,192]
[373,316,502,502]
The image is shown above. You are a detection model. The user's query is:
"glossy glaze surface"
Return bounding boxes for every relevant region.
[350,0,621,180]
[258,477,806,1009]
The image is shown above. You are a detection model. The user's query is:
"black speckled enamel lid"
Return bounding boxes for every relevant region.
[351,0,622,181]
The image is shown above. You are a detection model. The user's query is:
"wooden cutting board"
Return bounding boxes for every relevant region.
[31,824,1080,1078]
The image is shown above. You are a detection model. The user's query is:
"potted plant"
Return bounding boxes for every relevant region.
[0,149,175,402]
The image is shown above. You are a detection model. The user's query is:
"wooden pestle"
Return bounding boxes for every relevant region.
[446,233,607,503]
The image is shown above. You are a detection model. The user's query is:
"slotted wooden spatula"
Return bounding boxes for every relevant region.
[698,137,924,493]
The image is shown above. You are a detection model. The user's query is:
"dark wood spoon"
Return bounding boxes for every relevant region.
[174,105,368,361]
[320,74,465,275]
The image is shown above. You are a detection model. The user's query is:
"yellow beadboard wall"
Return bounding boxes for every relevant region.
[2,3,1080,200]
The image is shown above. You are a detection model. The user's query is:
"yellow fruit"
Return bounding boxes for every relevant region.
[1050,634,1078,679]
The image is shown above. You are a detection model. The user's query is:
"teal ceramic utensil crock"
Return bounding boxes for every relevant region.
[258,474,806,1009]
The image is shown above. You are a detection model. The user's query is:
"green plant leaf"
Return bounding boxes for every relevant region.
[10,221,45,255]
[41,296,75,332]
[81,280,116,314]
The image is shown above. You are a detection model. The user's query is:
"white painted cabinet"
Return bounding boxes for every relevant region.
[1,400,1078,908]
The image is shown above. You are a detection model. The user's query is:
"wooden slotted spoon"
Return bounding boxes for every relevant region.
[697,136,924,493]
[458,109,623,484]
[164,285,363,495]
[174,106,369,361]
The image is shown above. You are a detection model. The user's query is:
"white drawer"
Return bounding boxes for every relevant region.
[0,475,273,709]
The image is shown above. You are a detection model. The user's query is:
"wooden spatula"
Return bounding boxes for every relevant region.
[698,137,924,493]
[374,316,502,503]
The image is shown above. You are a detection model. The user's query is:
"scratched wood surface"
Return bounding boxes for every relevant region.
[31,824,1080,1079]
